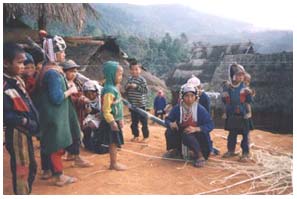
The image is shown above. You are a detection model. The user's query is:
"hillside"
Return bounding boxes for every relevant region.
[91,3,292,54]
[15,3,292,54]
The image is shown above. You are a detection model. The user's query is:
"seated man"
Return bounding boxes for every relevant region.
[164,84,214,167]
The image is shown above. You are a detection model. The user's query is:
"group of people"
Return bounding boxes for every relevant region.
[3,33,254,195]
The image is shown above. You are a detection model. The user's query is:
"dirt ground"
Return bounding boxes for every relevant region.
[3,121,293,195]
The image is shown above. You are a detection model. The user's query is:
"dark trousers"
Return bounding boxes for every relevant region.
[65,138,80,155]
[227,130,250,154]
[5,128,37,195]
[40,148,53,171]
[165,128,181,151]
[130,108,149,138]
[165,128,210,160]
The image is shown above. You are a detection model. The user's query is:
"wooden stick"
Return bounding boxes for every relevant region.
[66,40,105,45]
[195,171,278,195]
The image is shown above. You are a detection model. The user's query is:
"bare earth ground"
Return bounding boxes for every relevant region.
[3,120,293,195]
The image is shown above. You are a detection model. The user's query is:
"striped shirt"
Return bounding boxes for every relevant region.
[125,75,148,108]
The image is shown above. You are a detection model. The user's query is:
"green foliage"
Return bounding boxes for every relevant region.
[117,32,190,77]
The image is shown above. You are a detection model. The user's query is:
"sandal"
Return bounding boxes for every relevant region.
[222,151,238,158]
[193,159,205,168]
[40,170,52,180]
[55,175,78,187]
[130,137,139,142]
[73,158,94,168]
[63,154,75,161]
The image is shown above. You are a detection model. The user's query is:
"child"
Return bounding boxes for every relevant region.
[222,63,252,161]
[36,35,80,186]
[82,80,106,153]
[99,61,127,170]
[125,60,149,143]
[60,59,93,167]
[3,42,39,194]
[22,53,38,96]
[164,84,214,167]
[153,90,167,120]
[243,73,255,130]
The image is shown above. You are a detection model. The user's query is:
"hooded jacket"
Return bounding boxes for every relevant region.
[101,61,123,122]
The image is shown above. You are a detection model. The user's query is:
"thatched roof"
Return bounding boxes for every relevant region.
[4,3,99,31]
[191,42,254,60]
[166,42,255,90]
[66,42,168,95]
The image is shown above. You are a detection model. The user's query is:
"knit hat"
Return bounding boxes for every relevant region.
[180,84,197,98]
[83,80,102,93]
[24,52,35,65]
[187,75,201,87]
[43,35,66,62]
[229,63,245,81]
[60,59,80,71]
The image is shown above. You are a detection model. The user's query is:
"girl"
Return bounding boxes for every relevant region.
[99,61,127,170]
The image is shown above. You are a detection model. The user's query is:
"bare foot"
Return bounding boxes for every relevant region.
[141,138,149,143]
[109,163,127,171]
[73,157,94,168]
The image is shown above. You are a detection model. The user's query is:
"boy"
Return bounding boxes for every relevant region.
[99,61,127,170]
[222,63,252,161]
[4,42,39,194]
[22,53,37,96]
[60,60,93,167]
[125,60,149,143]
[164,84,214,167]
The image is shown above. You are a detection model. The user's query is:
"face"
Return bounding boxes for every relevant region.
[36,62,43,72]
[115,65,124,84]
[64,68,77,81]
[234,72,244,83]
[4,52,26,76]
[55,51,66,63]
[23,63,36,76]
[183,92,196,106]
[130,64,141,77]
[84,91,97,100]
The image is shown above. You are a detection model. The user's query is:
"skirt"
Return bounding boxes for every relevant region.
[98,120,124,147]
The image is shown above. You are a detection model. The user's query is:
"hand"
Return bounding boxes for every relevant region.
[130,83,137,88]
[25,118,39,134]
[170,122,178,130]
[82,96,90,104]
[69,84,78,94]
[244,112,252,119]
[222,113,227,119]
[88,121,97,129]
[184,126,200,134]
[110,121,120,131]
[118,120,124,128]
[126,83,137,89]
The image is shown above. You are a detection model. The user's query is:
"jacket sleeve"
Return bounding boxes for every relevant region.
[3,93,24,127]
[165,105,179,128]
[197,105,214,135]
[44,70,65,105]
[102,93,115,123]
